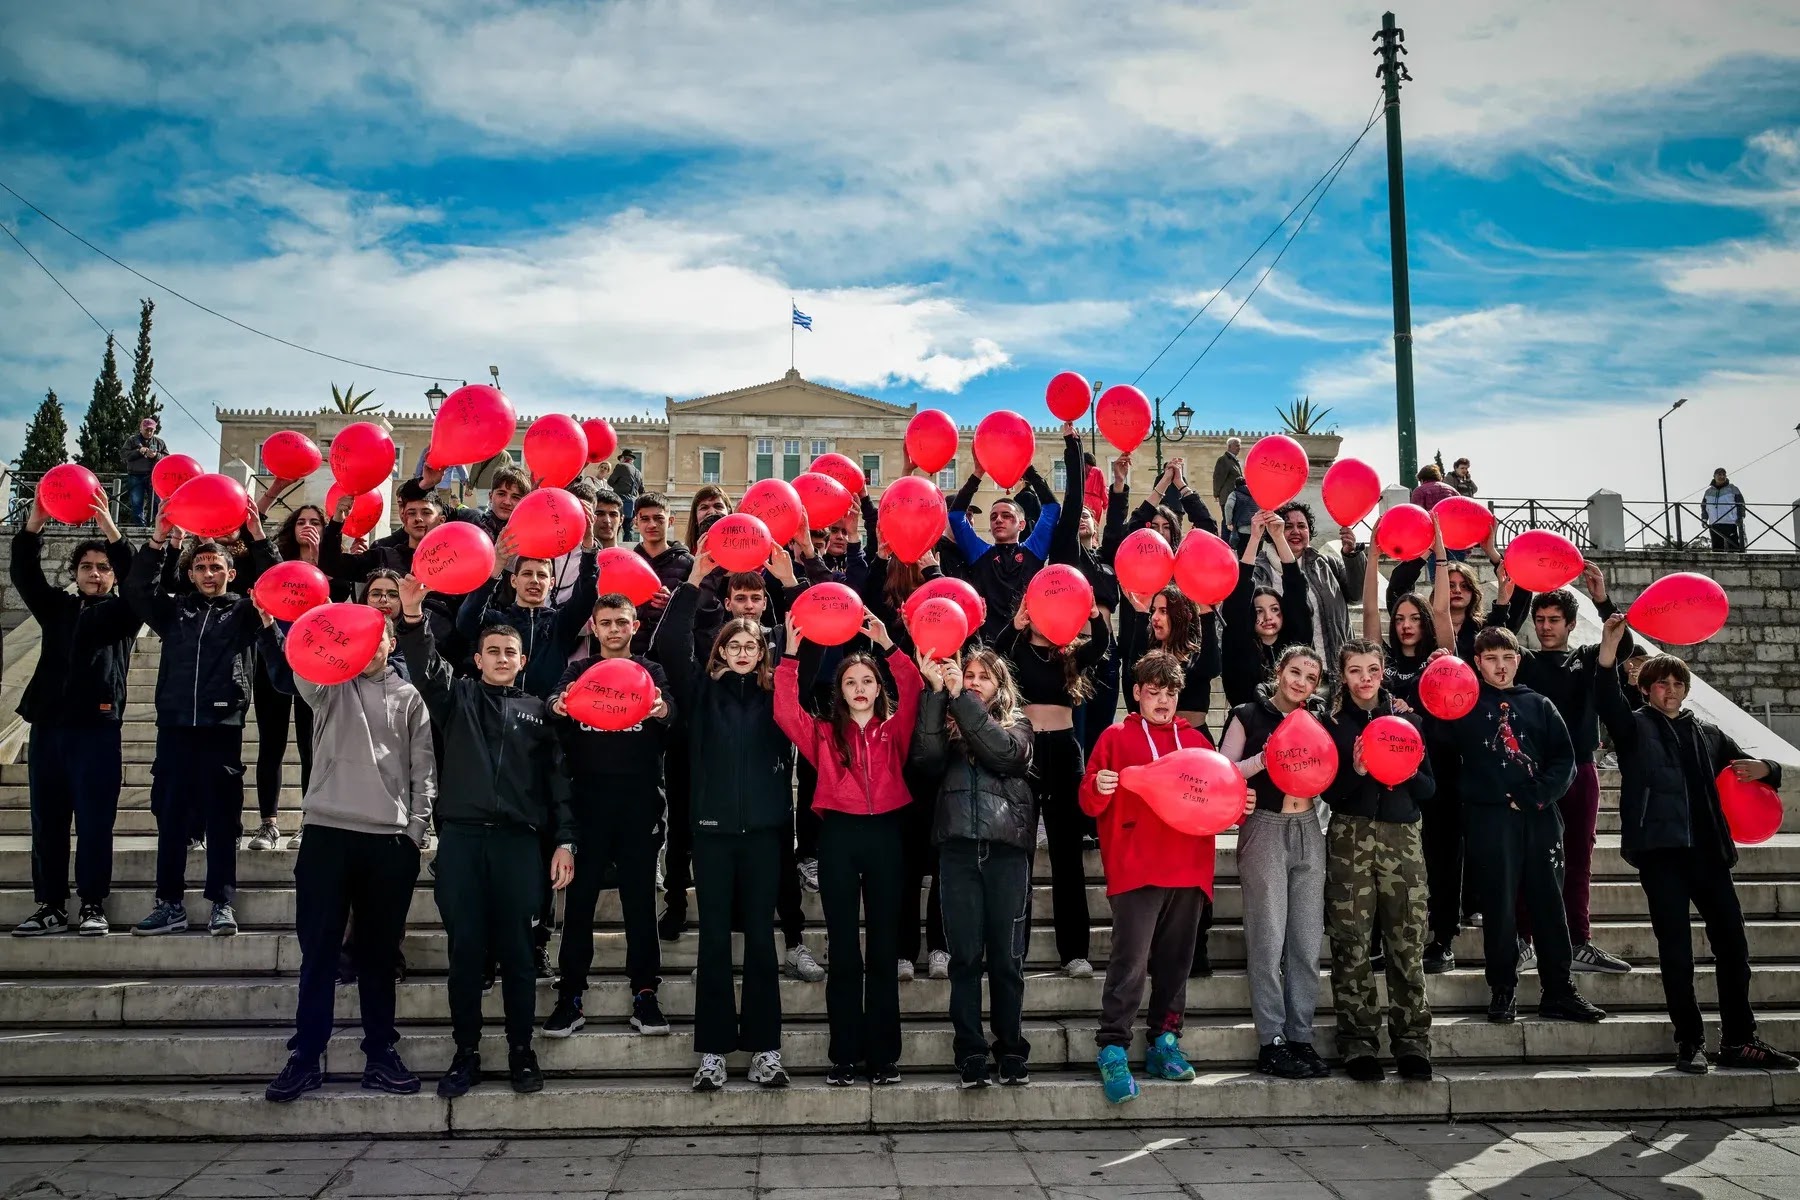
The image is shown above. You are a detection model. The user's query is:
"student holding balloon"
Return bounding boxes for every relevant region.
[1593,615,1798,1073]
[630,493,695,656]
[456,527,600,701]
[1051,434,1123,756]
[1221,511,1314,708]
[1252,502,1364,669]
[948,433,1063,641]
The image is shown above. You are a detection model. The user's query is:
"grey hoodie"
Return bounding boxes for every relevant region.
[293,664,436,845]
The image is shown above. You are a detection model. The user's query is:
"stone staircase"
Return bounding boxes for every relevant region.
[4,633,1800,1140]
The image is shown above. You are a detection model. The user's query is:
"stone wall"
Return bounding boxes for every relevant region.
[1588,550,1800,711]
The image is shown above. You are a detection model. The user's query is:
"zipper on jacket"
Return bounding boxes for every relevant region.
[193,606,211,725]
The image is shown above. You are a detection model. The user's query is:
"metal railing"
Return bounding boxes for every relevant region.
[1482,496,1799,554]
[4,470,134,530]
[1486,498,1591,547]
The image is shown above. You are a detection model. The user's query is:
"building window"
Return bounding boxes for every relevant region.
[861,454,881,488]
[701,450,721,485]
[754,438,774,481]
[782,438,803,481]
[810,438,829,458]
[1052,460,1067,493]
[936,460,957,491]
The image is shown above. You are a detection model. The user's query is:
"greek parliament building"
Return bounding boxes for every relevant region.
[214,369,1342,530]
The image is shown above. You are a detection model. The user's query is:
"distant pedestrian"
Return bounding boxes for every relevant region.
[1212,437,1243,512]
[1409,465,1459,514]
[119,417,168,526]
[1449,458,1478,498]
[1703,469,1746,552]
[609,451,645,539]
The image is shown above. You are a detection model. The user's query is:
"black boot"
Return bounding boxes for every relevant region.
[509,1044,545,1094]
[1487,987,1517,1024]
[436,1047,480,1098]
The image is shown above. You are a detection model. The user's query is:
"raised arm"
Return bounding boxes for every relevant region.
[1048,431,1085,566]
[1362,547,1383,644]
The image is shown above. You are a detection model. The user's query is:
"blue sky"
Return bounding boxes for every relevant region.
[3,1,1799,507]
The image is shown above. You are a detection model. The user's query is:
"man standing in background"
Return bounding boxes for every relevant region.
[1703,469,1747,551]
[609,451,644,541]
[1211,437,1242,513]
[119,417,168,526]
[1450,458,1478,498]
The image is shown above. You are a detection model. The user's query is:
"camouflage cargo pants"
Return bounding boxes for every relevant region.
[1326,815,1432,1061]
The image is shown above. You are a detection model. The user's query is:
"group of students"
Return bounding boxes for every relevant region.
[11,427,1796,1104]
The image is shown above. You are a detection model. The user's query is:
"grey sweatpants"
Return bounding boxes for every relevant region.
[1239,808,1327,1044]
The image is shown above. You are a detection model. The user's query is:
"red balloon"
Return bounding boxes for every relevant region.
[1045,371,1091,422]
[1119,748,1247,837]
[582,418,617,465]
[1504,529,1584,593]
[903,576,986,635]
[595,546,662,606]
[151,454,204,501]
[905,409,959,475]
[1628,572,1731,646]
[1172,530,1239,607]
[1024,564,1095,647]
[428,384,516,469]
[1362,715,1425,786]
[507,488,586,559]
[261,431,322,480]
[877,476,947,565]
[325,485,385,539]
[285,602,385,686]
[1244,435,1309,511]
[254,560,330,622]
[563,657,657,731]
[810,452,866,496]
[791,581,865,646]
[412,521,496,594]
[1263,708,1339,800]
[1434,495,1494,552]
[793,472,853,531]
[1418,655,1480,721]
[704,513,773,573]
[38,463,102,524]
[523,414,587,489]
[1115,529,1175,597]
[973,411,1035,489]
[1321,458,1381,528]
[165,474,251,539]
[1375,504,1435,561]
[1095,385,1152,453]
[328,422,395,496]
[739,478,805,546]
[1717,768,1784,845]
[907,596,969,660]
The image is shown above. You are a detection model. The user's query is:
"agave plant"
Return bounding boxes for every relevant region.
[329,382,380,414]
[1275,395,1332,436]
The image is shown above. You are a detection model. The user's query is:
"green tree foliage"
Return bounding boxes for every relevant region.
[17,389,70,475]
[76,335,134,472]
[127,298,162,428]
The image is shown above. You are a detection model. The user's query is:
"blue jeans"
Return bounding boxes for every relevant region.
[124,475,153,526]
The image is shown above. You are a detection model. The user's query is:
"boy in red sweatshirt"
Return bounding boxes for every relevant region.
[1081,650,1218,1104]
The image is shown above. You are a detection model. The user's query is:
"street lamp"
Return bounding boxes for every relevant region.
[424,383,447,415]
[489,365,501,388]
[1658,397,1689,546]
[1151,395,1194,474]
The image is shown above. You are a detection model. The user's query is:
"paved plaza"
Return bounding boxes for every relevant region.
[5,1117,1800,1199]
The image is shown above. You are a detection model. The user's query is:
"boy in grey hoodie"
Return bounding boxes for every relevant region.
[264,618,436,1102]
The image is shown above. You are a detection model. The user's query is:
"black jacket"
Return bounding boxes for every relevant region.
[1220,559,1314,707]
[634,540,695,657]
[1442,681,1575,811]
[396,614,574,844]
[11,531,141,726]
[551,653,676,810]
[910,689,1036,853]
[125,541,282,729]
[456,550,599,698]
[1595,667,1782,867]
[1322,695,1437,823]
[1049,435,1122,614]
[654,583,793,836]
[1222,692,1328,812]
[1513,597,1631,765]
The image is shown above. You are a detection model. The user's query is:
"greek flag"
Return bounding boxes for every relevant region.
[791,304,813,331]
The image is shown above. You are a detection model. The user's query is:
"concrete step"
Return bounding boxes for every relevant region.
[0,1063,1791,1141]
[0,807,306,834]
[0,762,304,787]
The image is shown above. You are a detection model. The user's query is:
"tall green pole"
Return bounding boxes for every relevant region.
[1376,12,1418,483]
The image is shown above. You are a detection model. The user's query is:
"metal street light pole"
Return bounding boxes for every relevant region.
[1151,395,1195,475]
[1658,396,1689,545]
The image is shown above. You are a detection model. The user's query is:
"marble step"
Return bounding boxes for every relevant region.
[0,807,304,834]
[0,762,304,787]
[2,1063,1793,1141]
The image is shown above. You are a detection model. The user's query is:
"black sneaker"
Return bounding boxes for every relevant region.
[1290,1042,1330,1077]
[1488,987,1517,1024]
[999,1054,1030,1086]
[658,903,688,942]
[1345,1055,1384,1082]
[264,1054,322,1103]
[1257,1039,1309,1080]
[1719,1038,1800,1071]
[1188,941,1213,979]
[1396,1053,1433,1081]
[1423,942,1455,974]
[630,989,671,1035]
[872,1063,901,1086]
[958,1054,992,1089]
[1539,991,1607,1024]
[533,945,556,981]
[12,904,68,937]
[436,1048,480,1098]
[825,1063,858,1086]
[362,1048,421,1094]
[509,1045,544,1093]
[1677,1042,1710,1074]
[543,995,585,1038]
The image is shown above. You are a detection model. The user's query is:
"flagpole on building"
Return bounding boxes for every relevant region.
[790,296,796,373]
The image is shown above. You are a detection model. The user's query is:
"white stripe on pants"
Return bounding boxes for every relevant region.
[1238,808,1327,1044]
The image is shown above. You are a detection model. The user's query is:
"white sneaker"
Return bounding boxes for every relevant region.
[1517,938,1537,973]
[247,821,280,851]
[784,944,825,982]
[928,950,951,980]
[748,1049,789,1088]
[288,826,304,850]
[1064,958,1095,980]
[797,858,820,893]
[897,958,915,982]
[692,1053,726,1092]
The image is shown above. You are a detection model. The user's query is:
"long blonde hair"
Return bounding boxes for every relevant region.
[955,645,1026,734]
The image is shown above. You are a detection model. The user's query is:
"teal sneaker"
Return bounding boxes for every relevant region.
[1144,1031,1197,1081]
[1096,1044,1140,1104]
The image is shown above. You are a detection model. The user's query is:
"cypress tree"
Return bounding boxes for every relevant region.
[17,389,71,475]
[75,334,133,472]
[127,297,162,428]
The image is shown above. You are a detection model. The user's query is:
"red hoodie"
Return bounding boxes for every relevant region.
[1080,714,1219,897]
[774,650,923,817]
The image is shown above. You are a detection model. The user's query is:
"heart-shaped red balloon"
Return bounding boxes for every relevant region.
[1119,747,1246,837]
[1434,495,1494,552]
[261,431,323,480]
[791,582,865,646]
[1628,572,1730,646]
[582,418,617,465]
[1114,528,1175,597]
[877,476,947,565]
[1375,503,1435,561]
[1321,458,1381,528]
[809,452,866,496]
[524,414,588,489]
[704,513,773,573]
[1243,435,1309,511]
[1263,708,1339,799]
[905,409,958,475]
[165,474,251,540]
[903,576,986,635]
[973,411,1034,489]
[907,596,969,660]
[325,485,385,539]
[1095,385,1152,453]
[285,602,386,686]
[428,385,516,469]
[508,488,587,559]
[1717,768,1784,845]
[38,463,102,525]
[1045,371,1091,422]
[412,521,496,594]
[564,657,656,731]
[739,478,805,546]
[1418,655,1480,721]
[328,422,395,496]
[1172,529,1239,607]
[1504,529,1584,593]
[253,560,331,622]
[595,546,662,606]
[1361,715,1425,786]
[793,472,853,531]
[151,454,204,502]
[1024,564,1094,647]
